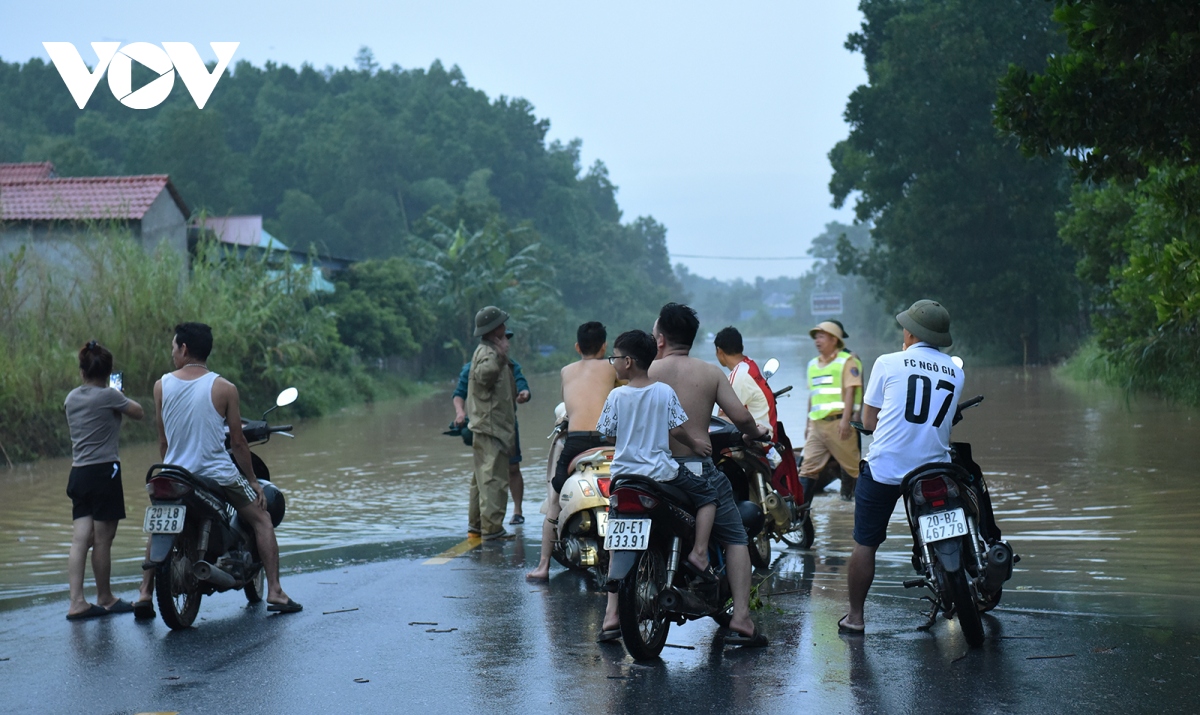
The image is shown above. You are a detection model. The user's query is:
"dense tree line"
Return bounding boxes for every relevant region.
[996,0,1200,401]
[0,49,681,368]
[829,0,1082,363]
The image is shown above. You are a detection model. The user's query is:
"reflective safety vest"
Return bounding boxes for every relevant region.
[808,352,850,421]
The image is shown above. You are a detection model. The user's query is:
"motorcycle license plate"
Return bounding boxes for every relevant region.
[143,505,186,534]
[919,508,967,544]
[603,518,650,550]
[596,511,609,538]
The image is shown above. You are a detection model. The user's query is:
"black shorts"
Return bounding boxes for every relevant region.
[67,461,126,522]
[552,433,606,493]
[510,421,522,465]
[852,462,902,547]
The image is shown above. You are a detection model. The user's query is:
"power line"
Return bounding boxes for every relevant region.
[672,254,819,261]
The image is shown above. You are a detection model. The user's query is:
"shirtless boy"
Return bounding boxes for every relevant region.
[644,303,770,646]
[526,322,619,581]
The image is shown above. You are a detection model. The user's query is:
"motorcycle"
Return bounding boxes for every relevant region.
[142,387,298,630]
[857,395,1017,647]
[605,474,764,660]
[712,358,815,569]
[545,404,613,574]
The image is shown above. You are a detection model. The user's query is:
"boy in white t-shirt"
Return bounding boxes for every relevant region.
[840,300,963,635]
[596,329,717,642]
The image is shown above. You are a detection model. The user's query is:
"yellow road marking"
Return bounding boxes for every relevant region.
[422,537,482,565]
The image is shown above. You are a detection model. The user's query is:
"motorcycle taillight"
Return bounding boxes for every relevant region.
[146,476,191,500]
[915,478,946,507]
[596,477,611,498]
[615,488,657,513]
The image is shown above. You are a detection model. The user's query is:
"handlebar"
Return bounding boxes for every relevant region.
[772,385,793,399]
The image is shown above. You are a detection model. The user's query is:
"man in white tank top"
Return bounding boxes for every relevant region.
[135,323,300,613]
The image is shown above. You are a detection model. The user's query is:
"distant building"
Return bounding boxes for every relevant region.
[0,162,189,265]
[198,215,345,293]
[763,291,796,319]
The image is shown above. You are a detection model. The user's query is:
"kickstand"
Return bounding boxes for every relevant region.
[916,596,940,631]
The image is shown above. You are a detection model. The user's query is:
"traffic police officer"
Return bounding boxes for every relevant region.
[799,320,864,500]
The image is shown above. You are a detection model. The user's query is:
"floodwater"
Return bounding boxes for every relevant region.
[3,335,1199,633]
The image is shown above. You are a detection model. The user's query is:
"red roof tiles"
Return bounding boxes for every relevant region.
[0,163,189,221]
[0,162,55,183]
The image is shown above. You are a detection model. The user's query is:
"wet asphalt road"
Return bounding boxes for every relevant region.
[2,534,1197,715]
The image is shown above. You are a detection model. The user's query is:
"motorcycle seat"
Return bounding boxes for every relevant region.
[611,475,696,511]
[899,462,974,493]
[568,446,614,475]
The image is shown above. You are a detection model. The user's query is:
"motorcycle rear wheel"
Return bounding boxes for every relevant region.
[155,535,203,630]
[618,547,670,660]
[949,568,985,647]
[245,566,265,604]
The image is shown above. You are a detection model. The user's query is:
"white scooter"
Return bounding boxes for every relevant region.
[544,404,613,573]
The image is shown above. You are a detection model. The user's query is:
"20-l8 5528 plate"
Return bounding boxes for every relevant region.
[143,505,186,534]
[919,508,967,544]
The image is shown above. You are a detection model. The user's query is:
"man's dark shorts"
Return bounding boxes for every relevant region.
[552,433,606,493]
[221,475,260,511]
[677,458,747,547]
[67,461,126,521]
[510,421,522,466]
[852,462,903,547]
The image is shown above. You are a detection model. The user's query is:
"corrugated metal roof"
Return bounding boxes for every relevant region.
[0,172,189,221]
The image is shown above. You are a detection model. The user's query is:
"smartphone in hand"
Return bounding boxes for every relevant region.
[108,372,124,393]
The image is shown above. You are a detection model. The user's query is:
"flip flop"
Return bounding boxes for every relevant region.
[596,628,622,643]
[103,598,135,614]
[66,604,109,621]
[838,614,865,634]
[133,600,156,620]
[266,598,303,614]
[509,514,525,525]
[725,628,769,647]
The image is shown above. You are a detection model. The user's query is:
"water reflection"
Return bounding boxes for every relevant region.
[3,341,1200,629]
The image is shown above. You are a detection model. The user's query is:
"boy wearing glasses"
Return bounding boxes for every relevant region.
[527,322,619,581]
[595,330,718,642]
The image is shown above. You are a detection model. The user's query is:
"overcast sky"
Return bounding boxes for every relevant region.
[3,1,867,282]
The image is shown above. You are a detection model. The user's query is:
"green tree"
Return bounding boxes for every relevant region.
[830,0,1079,362]
[325,257,434,360]
[996,1,1200,400]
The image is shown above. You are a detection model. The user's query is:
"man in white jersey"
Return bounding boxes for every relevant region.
[135,323,300,614]
[840,300,962,634]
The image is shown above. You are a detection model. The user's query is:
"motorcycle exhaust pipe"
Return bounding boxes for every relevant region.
[193,561,237,589]
[656,586,712,617]
[764,493,792,530]
[982,542,1013,591]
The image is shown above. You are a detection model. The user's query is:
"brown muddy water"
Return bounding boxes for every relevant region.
[3,336,1199,631]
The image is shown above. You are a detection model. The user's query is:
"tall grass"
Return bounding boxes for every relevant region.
[0,228,378,463]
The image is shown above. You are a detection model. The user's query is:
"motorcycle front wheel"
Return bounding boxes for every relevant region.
[949,568,985,647]
[155,533,203,630]
[749,530,772,569]
[780,513,816,550]
[618,547,670,660]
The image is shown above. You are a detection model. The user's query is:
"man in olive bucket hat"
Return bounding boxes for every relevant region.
[800,320,865,501]
[840,300,964,634]
[466,306,518,540]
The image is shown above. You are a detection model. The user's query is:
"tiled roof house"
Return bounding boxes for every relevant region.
[0,162,190,262]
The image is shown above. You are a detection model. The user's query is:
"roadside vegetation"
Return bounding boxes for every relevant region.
[0,230,404,463]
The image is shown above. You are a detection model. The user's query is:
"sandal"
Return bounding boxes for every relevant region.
[838,614,865,634]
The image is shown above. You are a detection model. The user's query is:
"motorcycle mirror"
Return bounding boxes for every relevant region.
[276,387,299,407]
[762,357,780,380]
[951,356,964,369]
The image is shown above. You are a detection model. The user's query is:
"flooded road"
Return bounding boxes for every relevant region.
[3,336,1200,634]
